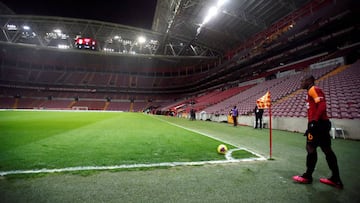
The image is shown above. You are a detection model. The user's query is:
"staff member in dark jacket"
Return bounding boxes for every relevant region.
[254,105,264,129]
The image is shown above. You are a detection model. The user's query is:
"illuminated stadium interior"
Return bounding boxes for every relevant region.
[0,0,359,137]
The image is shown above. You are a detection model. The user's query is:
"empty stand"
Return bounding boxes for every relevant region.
[202,63,344,118]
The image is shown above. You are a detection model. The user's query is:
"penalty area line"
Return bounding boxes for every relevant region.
[0,158,266,176]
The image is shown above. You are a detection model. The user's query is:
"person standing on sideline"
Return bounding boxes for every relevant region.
[293,75,343,189]
[190,108,196,121]
[254,105,264,129]
[230,105,239,126]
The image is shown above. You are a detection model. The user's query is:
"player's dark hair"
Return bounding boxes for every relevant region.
[302,75,315,83]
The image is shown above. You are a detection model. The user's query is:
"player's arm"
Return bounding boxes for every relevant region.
[307,87,326,134]
[308,87,326,121]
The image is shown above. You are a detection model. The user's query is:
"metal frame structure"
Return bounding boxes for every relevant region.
[0,0,314,59]
[0,0,357,95]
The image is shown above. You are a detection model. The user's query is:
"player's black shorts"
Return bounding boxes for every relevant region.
[306,119,331,147]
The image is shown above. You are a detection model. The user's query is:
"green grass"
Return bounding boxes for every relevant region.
[1,111,360,203]
[0,111,256,172]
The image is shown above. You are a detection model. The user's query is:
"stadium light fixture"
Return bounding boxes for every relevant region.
[202,6,219,25]
[197,0,228,36]
[22,25,30,30]
[53,29,62,34]
[217,0,227,7]
[103,48,115,52]
[6,24,18,31]
[138,36,146,44]
[57,44,70,49]
[53,29,68,39]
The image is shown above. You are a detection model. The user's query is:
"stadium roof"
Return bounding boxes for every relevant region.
[152,0,312,56]
[0,2,14,15]
[0,0,357,94]
[0,0,312,58]
[0,0,354,72]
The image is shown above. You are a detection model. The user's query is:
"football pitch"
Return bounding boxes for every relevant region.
[1,110,360,202]
[0,110,261,175]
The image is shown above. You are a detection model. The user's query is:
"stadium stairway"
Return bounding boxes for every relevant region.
[318,64,349,81]
[269,63,357,118]
[272,64,349,107]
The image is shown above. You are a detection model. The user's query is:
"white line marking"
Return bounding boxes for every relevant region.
[0,157,266,176]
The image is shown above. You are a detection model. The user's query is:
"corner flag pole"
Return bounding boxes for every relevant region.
[256,91,272,159]
[269,104,272,159]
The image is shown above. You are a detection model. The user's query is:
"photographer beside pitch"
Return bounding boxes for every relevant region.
[292,75,343,189]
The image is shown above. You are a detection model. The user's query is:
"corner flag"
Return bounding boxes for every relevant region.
[256,91,271,109]
[257,91,273,159]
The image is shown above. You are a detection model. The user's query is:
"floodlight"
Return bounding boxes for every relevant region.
[57,44,69,49]
[203,6,219,25]
[53,29,62,33]
[6,24,17,31]
[217,0,227,7]
[22,25,30,30]
[138,36,146,44]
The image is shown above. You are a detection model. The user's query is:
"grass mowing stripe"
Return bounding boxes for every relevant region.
[157,115,273,158]
[0,111,258,174]
[0,111,255,173]
[151,115,266,160]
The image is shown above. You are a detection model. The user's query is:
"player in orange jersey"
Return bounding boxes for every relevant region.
[293,75,343,189]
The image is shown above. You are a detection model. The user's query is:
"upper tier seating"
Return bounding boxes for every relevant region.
[202,63,355,118]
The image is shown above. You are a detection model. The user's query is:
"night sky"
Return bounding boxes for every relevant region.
[1,0,157,30]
